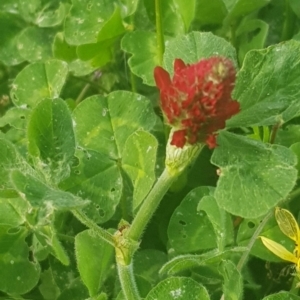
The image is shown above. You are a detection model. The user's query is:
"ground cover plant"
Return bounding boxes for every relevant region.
[2,0,300,299]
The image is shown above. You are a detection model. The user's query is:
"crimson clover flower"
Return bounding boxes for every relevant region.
[154,57,240,149]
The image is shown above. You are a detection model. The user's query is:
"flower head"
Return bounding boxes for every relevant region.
[154,57,240,149]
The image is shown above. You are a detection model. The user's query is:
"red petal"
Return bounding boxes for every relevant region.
[171,130,186,148]
[206,134,217,149]
[154,66,171,90]
[174,59,186,73]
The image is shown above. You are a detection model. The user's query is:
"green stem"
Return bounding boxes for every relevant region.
[269,122,281,144]
[230,21,237,49]
[75,83,91,105]
[130,68,137,93]
[127,168,176,242]
[281,0,296,41]
[290,274,300,295]
[72,209,115,247]
[155,0,164,65]
[117,262,141,300]
[236,209,273,272]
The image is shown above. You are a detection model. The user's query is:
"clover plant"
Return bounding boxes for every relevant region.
[1,0,300,299]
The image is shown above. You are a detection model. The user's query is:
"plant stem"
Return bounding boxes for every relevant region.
[236,209,273,272]
[117,262,141,300]
[75,83,91,105]
[127,168,175,242]
[71,209,115,247]
[130,67,137,93]
[281,0,296,41]
[290,274,300,295]
[155,0,164,66]
[269,122,281,144]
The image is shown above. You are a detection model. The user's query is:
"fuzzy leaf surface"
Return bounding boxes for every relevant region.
[27,98,75,184]
[212,131,297,218]
[0,226,40,295]
[10,60,68,108]
[228,40,300,127]
[145,277,210,300]
[122,131,158,210]
[75,230,114,296]
[163,31,237,75]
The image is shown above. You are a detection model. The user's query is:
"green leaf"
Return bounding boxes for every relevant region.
[39,269,60,300]
[0,226,40,295]
[64,0,115,45]
[0,138,21,193]
[145,277,210,300]
[219,260,243,300]
[10,60,68,108]
[228,40,300,127]
[122,131,158,210]
[168,187,217,253]
[289,0,300,18]
[121,31,160,86]
[0,198,28,227]
[163,32,237,75]
[0,13,26,66]
[0,107,30,130]
[34,223,70,266]
[73,92,156,158]
[75,230,114,297]
[53,32,78,62]
[56,277,89,300]
[27,98,75,184]
[198,195,234,251]
[211,131,297,218]
[225,0,270,24]
[134,249,168,285]
[17,27,56,62]
[194,0,227,25]
[236,18,269,63]
[144,0,194,35]
[59,149,123,223]
[276,125,300,148]
[237,216,294,263]
[263,291,300,299]
[69,59,98,77]
[48,254,80,294]
[11,169,88,209]
[35,2,66,27]
[159,247,246,276]
[290,142,300,176]
[118,0,139,16]
[76,7,125,68]
[17,0,42,23]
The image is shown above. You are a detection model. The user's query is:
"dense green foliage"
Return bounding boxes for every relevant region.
[1,0,300,299]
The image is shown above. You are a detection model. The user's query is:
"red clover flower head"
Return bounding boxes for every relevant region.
[154,57,240,149]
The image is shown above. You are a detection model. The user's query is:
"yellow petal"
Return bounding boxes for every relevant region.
[260,236,298,264]
[275,207,300,243]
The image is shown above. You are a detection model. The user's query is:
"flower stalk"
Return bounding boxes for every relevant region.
[117,262,141,300]
[155,0,164,66]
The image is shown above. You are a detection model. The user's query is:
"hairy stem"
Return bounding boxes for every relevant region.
[127,168,175,242]
[72,209,115,247]
[117,262,141,300]
[155,0,165,65]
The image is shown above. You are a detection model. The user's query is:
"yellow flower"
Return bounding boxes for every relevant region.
[260,207,300,272]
